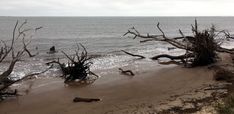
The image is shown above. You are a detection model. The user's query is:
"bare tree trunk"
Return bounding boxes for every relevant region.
[0,20,46,100]
[0,60,17,81]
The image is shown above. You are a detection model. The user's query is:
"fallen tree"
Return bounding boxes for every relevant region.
[47,44,99,84]
[123,20,234,67]
[0,20,49,100]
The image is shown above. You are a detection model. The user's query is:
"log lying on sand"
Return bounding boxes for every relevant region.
[157,60,183,65]
[73,97,101,103]
[118,68,135,76]
[151,53,194,61]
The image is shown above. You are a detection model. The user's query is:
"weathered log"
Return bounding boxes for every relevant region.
[168,47,176,51]
[73,97,100,102]
[151,53,194,62]
[118,68,135,76]
[157,60,183,65]
[204,87,228,91]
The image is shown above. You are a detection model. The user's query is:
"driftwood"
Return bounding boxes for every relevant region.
[123,20,234,67]
[0,20,47,100]
[121,50,145,59]
[47,44,99,84]
[118,68,135,76]
[0,66,51,92]
[157,60,183,65]
[204,87,228,91]
[73,97,100,102]
[168,47,176,51]
[47,46,58,54]
[222,30,234,40]
[151,53,194,62]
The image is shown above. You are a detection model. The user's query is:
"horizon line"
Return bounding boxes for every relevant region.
[1,15,234,17]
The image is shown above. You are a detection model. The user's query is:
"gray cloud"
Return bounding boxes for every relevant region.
[0,0,232,16]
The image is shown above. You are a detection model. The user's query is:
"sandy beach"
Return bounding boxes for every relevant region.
[0,64,217,114]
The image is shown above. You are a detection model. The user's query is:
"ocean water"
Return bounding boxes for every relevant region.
[1,16,234,79]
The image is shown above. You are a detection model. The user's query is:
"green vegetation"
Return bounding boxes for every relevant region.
[216,94,234,114]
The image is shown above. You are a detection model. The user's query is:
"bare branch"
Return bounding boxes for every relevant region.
[157,22,166,38]
[0,66,52,91]
[121,50,145,59]
[22,37,36,57]
[151,53,194,62]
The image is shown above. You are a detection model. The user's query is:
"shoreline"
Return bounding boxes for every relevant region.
[1,17,234,114]
[0,64,216,114]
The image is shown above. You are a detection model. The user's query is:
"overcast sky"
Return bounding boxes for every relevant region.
[0,0,233,16]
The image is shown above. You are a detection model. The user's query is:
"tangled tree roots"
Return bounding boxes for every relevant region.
[47,44,99,84]
[123,20,234,67]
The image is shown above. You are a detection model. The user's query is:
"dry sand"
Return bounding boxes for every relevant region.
[0,64,217,114]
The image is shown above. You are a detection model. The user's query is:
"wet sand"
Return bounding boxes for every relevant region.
[0,65,215,114]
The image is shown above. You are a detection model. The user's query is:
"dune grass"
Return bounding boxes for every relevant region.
[216,94,234,114]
